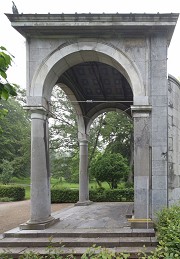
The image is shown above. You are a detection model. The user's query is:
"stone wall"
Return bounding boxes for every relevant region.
[150,35,168,217]
[26,38,149,95]
[168,75,180,205]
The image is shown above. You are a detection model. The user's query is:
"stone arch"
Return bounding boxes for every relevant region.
[56,83,87,140]
[27,39,151,224]
[30,40,145,102]
[86,105,132,135]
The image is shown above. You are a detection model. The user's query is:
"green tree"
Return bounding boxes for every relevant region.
[100,112,133,161]
[49,87,134,185]
[0,46,17,100]
[0,97,31,177]
[88,114,105,165]
[0,46,30,178]
[90,152,129,189]
[99,112,134,183]
[0,159,14,184]
[0,46,18,136]
[49,86,79,181]
[51,152,72,182]
[49,86,78,155]
[88,112,133,183]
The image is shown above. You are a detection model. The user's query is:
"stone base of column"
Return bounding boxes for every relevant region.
[75,200,93,206]
[20,217,59,230]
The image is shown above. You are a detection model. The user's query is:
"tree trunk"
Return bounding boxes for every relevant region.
[89,114,104,166]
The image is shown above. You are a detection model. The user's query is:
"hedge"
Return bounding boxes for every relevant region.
[0,185,25,201]
[51,188,134,203]
[51,188,79,203]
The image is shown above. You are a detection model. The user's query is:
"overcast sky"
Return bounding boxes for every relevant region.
[1,0,180,88]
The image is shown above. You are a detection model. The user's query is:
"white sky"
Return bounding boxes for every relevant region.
[0,0,180,88]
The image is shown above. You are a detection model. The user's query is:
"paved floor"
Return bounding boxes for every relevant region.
[52,202,132,230]
[4,202,133,235]
[0,200,72,233]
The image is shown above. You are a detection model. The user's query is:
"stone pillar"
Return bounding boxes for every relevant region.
[131,105,152,219]
[21,108,57,229]
[76,138,92,206]
[150,35,168,217]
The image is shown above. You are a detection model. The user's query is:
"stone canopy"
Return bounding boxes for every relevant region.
[6,12,180,229]
[6,13,179,118]
[5,13,178,40]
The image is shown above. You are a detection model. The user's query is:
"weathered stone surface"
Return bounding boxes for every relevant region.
[6,12,180,225]
[168,76,180,205]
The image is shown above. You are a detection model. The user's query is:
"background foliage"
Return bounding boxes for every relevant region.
[0,96,31,178]
[49,86,133,186]
[51,187,134,203]
[0,46,17,101]
[90,152,129,189]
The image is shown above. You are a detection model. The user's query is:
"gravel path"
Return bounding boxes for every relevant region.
[0,200,73,233]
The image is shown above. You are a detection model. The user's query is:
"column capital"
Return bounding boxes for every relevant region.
[131,105,152,118]
[24,105,55,119]
[24,106,49,120]
[24,105,47,113]
[78,138,89,144]
[78,132,89,143]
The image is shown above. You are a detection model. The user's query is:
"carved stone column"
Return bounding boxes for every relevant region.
[21,108,57,229]
[76,138,92,206]
[131,105,152,219]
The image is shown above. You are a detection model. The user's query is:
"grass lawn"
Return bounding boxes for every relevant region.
[51,178,111,190]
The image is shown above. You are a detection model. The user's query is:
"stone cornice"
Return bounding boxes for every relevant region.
[5,13,179,44]
[131,105,152,117]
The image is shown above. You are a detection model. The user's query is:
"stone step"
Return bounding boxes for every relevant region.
[0,236,158,248]
[0,246,156,259]
[4,228,155,238]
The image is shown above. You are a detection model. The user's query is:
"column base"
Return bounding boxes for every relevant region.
[75,200,93,206]
[20,216,60,230]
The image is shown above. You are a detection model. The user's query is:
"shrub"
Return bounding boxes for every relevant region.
[142,204,180,259]
[0,245,130,258]
[51,188,134,203]
[0,159,14,185]
[90,153,129,189]
[155,204,180,257]
[0,185,25,201]
[82,245,130,259]
[51,188,79,203]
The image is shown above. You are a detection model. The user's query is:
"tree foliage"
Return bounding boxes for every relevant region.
[0,46,17,100]
[0,46,30,178]
[49,86,80,182]
[90,152,129,189]
[100,112,133,161]
[0,97,31,177]
[49,86,133,184]
[0,46,18,135]
[49,86,78,155]
[0,159,14,185]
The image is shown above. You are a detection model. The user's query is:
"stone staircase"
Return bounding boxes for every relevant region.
[0,228,158,258]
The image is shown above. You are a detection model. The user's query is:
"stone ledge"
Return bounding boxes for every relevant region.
[128,218,154,229]
[75,200,93,206]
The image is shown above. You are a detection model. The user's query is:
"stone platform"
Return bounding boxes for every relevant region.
[0,202,157,258]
